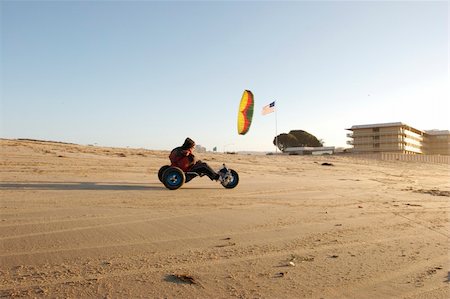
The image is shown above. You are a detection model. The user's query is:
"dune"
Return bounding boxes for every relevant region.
[0,139,449,298]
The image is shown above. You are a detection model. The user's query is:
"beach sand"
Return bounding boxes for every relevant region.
[1,139,449,298]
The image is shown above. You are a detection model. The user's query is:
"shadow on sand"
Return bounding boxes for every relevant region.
[0,182,165,191]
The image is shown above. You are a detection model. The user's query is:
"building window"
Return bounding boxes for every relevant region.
[373,128,380,133]
[374,143,380,148]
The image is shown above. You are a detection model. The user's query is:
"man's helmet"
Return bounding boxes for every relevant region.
[182,137,195,149]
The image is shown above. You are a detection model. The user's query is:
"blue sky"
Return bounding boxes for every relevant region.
[1,0,448,151]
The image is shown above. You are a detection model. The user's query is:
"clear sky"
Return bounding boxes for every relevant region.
[1,0,448,152]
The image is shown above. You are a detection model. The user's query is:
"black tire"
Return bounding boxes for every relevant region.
[222,169,239,189]
[158,165,170,183]
[162,167,185,190]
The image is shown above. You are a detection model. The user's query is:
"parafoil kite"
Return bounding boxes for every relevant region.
[237,90,254,135]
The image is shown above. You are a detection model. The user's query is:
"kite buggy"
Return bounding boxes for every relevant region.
[161,137,239,190]
[158,164,239,190]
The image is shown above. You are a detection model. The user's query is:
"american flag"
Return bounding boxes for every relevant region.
[262,101,275,115]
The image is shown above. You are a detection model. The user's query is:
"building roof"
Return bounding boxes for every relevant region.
[346,122,406,130]
[425,130,450,135]
[347,122,449,136]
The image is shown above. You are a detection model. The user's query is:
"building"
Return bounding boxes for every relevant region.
[195,144,206,153]
[283,146,335,155]
[424,130,450,155]
[347,122,450,155]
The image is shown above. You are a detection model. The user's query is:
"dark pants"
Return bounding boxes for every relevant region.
[190,161,219,180]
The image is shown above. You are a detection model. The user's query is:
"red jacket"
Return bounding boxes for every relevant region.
[169,147,195,172]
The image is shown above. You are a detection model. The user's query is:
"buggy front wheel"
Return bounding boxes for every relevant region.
[221,169,239,189]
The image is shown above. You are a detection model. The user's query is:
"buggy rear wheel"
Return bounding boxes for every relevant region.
[162,167,185,190]
[158,165,170,183]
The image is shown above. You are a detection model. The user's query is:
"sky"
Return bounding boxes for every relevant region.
[1,0,448,152]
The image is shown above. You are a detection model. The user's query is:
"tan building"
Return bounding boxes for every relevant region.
[424,130,450,155]
[347,122,449,155]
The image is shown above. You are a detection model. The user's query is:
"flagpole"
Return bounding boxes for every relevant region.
[275,103,278,154]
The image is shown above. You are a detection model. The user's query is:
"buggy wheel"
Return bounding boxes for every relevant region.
[158,165,170,183]
[162,167,185,190]
[222,169,239,189]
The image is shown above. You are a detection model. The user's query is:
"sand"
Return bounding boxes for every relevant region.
[0,139,449,298]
